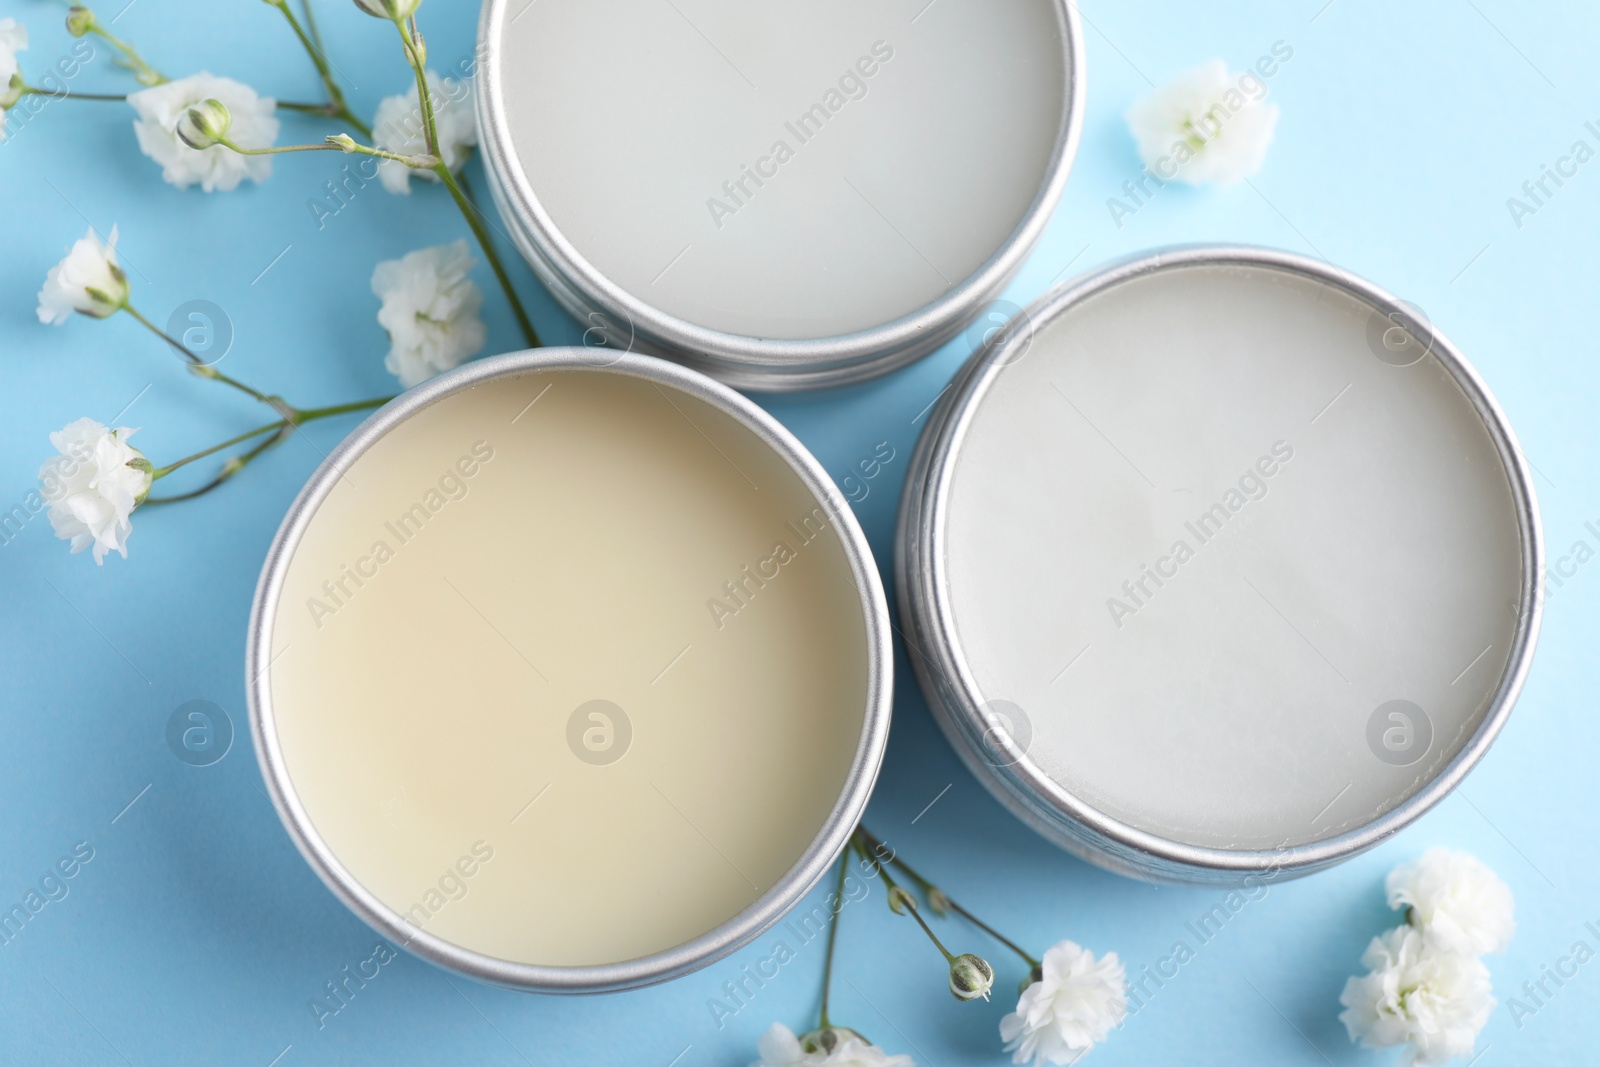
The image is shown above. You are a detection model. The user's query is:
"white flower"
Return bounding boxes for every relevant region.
[372,70,476,195]
[1000,941,1127,1066]
[751,1023,912,1067]
[1125,60,1279,185]
[1387,848,1515,956]
[1340,925,1494,1066]
[41,419,153,564]
[372,240,486,388]
[130,72,278,192]
[0,18,27,116]
[37,225,129,324]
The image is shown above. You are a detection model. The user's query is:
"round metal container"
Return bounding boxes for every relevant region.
[248,349,892,991]
[896,246,1543,885]
[476,0,1084,392]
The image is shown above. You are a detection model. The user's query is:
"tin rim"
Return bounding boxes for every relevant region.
[474,0,1085,392]
[897,245,1545,883]
[247,348,894,991]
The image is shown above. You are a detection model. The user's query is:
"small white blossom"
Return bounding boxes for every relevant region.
[373,69,476,195]
[372,240,486,388]
[1000,941,1127,1066]
[130,72,278,192]
[1125,60,1279,185]
[1340,925,1494,1066]
[37,225,129,324]
[751,1024,912,1067]
[41,418,153,564]
[1387,848,1515,956]
[0,19,28,134]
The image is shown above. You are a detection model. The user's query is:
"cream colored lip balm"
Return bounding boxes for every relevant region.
[249,351,891,991]
[897,247,1542,884]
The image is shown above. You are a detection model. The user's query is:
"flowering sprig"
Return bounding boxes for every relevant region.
[854,826,1126,1066]
[34,226,395,560]
[258,0,372,137]
[1340,849,1512,1065]
[65,4,165,86]
[192,1,539,348]
[852,829,995,1002]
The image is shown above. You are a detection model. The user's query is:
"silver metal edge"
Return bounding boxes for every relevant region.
[897,245,1545,884]
[474,0,1085,391]
[247,348,894,991]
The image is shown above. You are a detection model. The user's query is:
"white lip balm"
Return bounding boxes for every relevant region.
[478,0,1083,388]
[898,249,1541,882]
[250,352,891,989]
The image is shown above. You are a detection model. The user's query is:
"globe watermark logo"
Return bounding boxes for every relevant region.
[1366,301,1434,367]
[967,299,1036,368]
[1366,699,1433,766]
[165,300,234,367]
[567,699,632,765]
[975,699,1032,767]
[166,700,234,767]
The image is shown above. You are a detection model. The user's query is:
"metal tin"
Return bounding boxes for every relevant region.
[896,246,1544,886]
[475,0,1084,393]
[248,348,893,991]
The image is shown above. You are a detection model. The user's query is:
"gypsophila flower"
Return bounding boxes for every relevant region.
[0,18,29,134]
[41,419,153,564]
[751,1023,913,1067]
[1125,60,1279,185]
[37,225,129,324]
[130,72,278,192]
[1340,925,1494,1066]
[372,240,486,388]
[1000,941,1127,1066]
[372,69,476,195]
[1387,848,1515,956]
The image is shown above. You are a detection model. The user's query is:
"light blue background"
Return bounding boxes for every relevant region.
[1,0,1595,1063]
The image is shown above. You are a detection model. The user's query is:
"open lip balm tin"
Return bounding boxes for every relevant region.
[476,0,1084,392]
[897,246,1543,886]
[248,349,892,991]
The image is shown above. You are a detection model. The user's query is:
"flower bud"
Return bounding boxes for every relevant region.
[887,886,917,915]
[66,6,96,37]
[352,0,422,19]
[926,887,953,917]
[948,953,995,1002]
[799,1028,866,1055]
[176,98,232,150]
[326,133,359,153]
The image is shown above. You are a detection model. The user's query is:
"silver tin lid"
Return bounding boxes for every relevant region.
[897,247,1543,885]
[248,349,893,990]
[476,0,1084,392]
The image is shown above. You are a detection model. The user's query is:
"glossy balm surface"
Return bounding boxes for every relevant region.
[267,371,868,966]
[493,0,1068,339]
[943,264,1524,850]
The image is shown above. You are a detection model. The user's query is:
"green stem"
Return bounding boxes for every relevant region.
[266,0,373,138]
[435,162,539,347]
[144,396,392,502]
[396,17,440,158]
[88,24,165,86]
[853,832,956,964]
[858,826,1039,968]
[217,138,342,157]
[123,305,293,413]
[18,86,128,101]
[818,850,850,1032]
